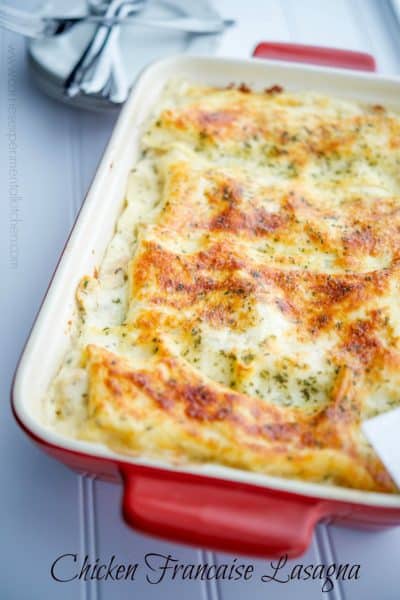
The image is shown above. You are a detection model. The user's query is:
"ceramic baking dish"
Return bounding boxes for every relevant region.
[12,53,400,558]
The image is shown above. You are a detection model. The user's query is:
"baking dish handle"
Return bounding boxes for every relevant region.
[120,466,334,557]
[252,42,376,72]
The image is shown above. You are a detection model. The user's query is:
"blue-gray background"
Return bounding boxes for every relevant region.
[1,1,400,598]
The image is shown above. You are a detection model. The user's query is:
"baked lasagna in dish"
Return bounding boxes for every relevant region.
[47,81,400,493]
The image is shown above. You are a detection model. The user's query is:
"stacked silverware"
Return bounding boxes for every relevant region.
[0,1,234,105]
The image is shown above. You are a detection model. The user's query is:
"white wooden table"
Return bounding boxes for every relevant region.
[1,1,400,598]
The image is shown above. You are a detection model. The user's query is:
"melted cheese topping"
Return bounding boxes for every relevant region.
[46,81,400,493]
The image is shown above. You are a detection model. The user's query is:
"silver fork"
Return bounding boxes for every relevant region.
[0,4,235,39]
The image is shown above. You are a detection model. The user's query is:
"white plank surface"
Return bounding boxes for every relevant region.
[0,30,82,600]
[1,1,400,599]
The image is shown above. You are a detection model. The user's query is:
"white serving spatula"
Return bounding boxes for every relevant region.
[362,407,400,488]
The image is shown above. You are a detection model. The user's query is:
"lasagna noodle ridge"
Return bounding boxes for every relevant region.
[82,344,394,493]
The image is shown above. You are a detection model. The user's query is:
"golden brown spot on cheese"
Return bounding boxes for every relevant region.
[342,319,382,367]
[197,109,240,129]
[265,85,284,95]
[210,206,286,236]
[238,83,251,93]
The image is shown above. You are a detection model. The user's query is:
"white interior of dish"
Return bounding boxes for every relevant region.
[13,55,400,508]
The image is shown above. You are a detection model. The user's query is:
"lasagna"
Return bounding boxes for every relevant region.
[46,81,400,493]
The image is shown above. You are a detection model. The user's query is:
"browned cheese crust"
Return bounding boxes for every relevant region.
[73,84,400,492]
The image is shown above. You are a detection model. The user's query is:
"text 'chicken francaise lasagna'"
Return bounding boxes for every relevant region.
[47,80,400,493]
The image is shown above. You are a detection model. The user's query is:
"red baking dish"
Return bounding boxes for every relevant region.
[12,51,400,558]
